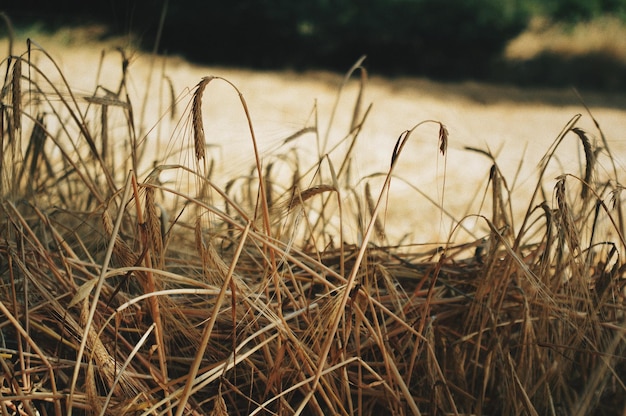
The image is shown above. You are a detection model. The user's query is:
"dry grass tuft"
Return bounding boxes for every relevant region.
[1,30,625,416]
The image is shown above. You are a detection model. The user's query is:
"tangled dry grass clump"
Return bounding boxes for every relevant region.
[1,29,626,416]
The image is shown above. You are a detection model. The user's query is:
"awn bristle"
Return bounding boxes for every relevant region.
[192,76,214,161]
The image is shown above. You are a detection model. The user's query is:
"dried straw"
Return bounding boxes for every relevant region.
[1,43,625,416]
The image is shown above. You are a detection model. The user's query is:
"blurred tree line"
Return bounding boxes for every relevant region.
[3,0,626,82]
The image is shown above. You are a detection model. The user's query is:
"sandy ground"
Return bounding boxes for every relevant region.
[4,30,626,244]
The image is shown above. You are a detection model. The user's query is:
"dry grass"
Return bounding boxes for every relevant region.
[1,27,626,416]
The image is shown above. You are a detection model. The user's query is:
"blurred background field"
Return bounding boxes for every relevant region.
[3,0,626,242]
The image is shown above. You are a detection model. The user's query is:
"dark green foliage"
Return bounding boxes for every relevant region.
[3,0,529,79]
[155,0,530,79]
[4,0,626,82]
[539,0,626,21]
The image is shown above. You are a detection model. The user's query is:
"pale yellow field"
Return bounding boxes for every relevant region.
[4,28,626,244]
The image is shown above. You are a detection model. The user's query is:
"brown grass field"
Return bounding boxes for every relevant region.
[1,22,626,415]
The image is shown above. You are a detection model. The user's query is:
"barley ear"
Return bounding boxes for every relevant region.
[11,58,21,131]
[192,76,214,161]
[195,215,230,285]
[210,391,228,416]
[287,185,335,211]
[102,210,137,268]
[438,122,448,156]
[85,359,103,415]
[571,127,594,200]
[556,176,580,256]
[145,186,164,268]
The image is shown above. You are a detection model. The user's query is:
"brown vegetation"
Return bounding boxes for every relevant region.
[1,29,626,416]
